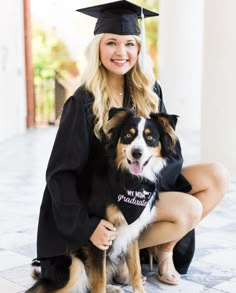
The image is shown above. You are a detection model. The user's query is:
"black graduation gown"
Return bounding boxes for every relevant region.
[37,86,101,258]
[36,82,195,274]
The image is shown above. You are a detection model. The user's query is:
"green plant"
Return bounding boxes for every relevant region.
[32,23,78,124]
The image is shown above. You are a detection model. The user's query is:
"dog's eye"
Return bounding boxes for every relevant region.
[125,133,132,139]
[146,135,153,141]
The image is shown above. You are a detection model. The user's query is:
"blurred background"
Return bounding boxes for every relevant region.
[0,0,235,176]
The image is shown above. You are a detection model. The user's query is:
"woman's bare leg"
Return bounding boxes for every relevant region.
[139,162,230,281]
[139,191,202,282]
[182,162,230,218]
[139,191,203,249]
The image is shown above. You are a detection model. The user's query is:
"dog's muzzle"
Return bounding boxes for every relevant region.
[127,147,152,175]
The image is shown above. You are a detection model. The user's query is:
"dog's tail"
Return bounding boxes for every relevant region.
[24,269,49,293]
[25,268,61,293]
[25,255,89,293]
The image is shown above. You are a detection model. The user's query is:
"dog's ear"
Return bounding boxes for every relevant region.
[157,113,179,130]
[108,107,127,120]
[161,113,178,130]
[106,107,132,134]
[150,113,179,156]
[105,108,133,154]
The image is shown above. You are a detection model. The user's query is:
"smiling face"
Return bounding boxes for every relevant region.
[99,33,139,77]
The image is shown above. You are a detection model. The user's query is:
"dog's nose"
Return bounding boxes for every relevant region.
[132,148,142,159]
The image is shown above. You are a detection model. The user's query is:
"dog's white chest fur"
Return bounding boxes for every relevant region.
[108,198,156,261]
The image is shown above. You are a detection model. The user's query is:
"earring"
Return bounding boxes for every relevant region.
[99,59,102,66]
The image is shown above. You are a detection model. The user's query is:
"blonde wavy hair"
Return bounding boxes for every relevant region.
[79,34,159,139]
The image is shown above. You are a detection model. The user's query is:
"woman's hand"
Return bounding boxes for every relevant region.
[90,219,117,250]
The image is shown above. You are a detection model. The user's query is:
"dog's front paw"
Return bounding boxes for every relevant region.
[134,288,146,293]
[132,283,146,293]
[133,287,146,293]
[106,284,124,293]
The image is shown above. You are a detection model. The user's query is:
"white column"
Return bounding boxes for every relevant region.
[201,0,236,175]
[158,0,203,131]
[0,0,26,142]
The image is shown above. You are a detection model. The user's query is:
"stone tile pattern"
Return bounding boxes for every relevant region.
[0,127,235,293]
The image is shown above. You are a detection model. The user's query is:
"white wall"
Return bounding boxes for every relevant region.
[201,0,236,175]
[0,1,27,142]
[158,0,236,175]
[158,0,204,131]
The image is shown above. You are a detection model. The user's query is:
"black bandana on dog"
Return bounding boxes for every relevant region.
[109,174,158,224]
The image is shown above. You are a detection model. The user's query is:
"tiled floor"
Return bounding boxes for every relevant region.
[0,126,236,293]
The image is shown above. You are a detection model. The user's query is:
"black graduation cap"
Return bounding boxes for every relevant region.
[76,0,159,36]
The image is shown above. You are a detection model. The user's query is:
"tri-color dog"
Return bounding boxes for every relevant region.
[26,108,178,293]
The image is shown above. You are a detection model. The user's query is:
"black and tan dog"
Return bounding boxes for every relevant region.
[26,108,178,293]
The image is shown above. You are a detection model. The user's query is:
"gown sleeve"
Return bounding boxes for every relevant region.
[153,81,195,274]
[153,81,192,192]
[37,93,100,258]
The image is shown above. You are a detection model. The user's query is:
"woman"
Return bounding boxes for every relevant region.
[34,0,230,289]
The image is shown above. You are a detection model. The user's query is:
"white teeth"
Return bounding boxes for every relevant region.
[112,60,127,64]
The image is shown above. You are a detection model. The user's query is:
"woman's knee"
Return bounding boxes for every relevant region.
[208,162,231,195]
[178,196,203,231]
[157,192,203,231]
